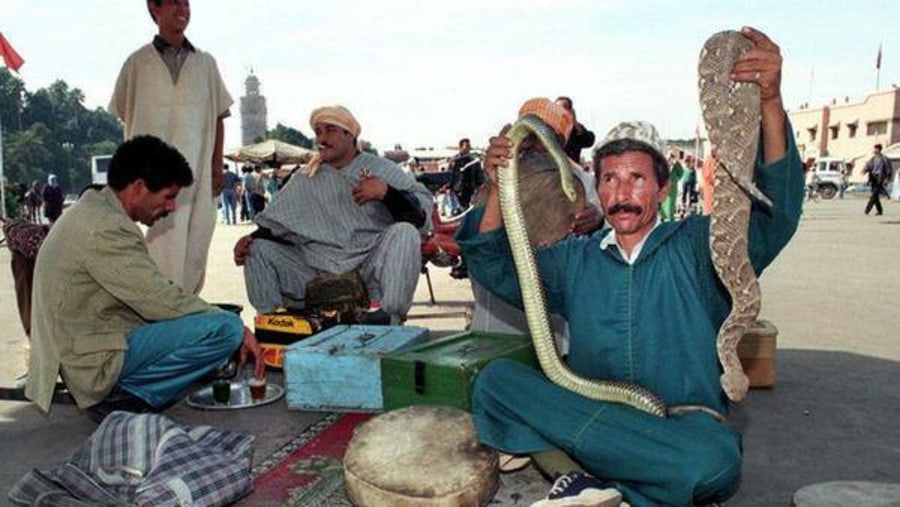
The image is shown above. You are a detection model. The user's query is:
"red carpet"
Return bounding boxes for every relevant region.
[236,413,371,507]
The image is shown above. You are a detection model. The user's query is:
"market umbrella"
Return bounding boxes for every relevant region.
[225,139,315,165]
[383,149,410,163]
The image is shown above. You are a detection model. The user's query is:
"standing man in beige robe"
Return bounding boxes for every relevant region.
[109,0,232,294]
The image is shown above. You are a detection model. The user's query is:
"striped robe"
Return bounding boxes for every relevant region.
[245,152,432,314]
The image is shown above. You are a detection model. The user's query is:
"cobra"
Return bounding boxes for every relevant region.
[497,114,667,418]
[698,30,772,402]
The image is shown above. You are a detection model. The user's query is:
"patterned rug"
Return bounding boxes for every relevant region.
[235,413,368,507]
[237,412,550,506]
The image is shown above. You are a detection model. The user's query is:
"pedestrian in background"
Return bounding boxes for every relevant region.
[220,164,240,224]
[555,96,595,163]
[41,174,64,223]
[863,144,892,215]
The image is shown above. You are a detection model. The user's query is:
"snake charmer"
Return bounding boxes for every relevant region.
[457,26,804,507]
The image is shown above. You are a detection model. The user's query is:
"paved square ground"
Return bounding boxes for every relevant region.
[1,196,898,506]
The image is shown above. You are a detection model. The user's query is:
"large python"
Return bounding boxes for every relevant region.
[698,30,773,402]
[498,115,667,418]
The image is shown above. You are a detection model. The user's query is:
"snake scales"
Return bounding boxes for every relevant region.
[497,31,770,415]
[498,115,667,418]
[699,30,773,402]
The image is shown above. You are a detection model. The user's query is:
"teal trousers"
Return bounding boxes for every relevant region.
[472,359,742,507]
[117,311,244,408]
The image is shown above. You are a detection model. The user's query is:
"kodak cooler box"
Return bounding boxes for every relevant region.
[254,313,317,369]
[284,325,429,411]
[381,331,538,412]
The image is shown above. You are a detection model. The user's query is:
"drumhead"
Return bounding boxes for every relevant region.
[344,405,498,506]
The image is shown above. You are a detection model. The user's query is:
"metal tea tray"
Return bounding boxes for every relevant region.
[185,380,284,410]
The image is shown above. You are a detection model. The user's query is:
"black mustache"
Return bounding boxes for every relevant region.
[608,203,643,215]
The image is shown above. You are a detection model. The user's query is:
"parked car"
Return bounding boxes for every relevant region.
[809,157,848,199]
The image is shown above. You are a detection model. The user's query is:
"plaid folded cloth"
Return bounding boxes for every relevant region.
[9,411,255,507]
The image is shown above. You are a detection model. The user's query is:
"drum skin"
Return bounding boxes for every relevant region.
[344,406,499,507]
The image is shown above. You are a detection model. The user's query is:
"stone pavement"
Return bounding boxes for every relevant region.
[1,196,898,506]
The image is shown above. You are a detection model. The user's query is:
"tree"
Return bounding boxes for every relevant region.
[0,72,123,195]
[5,123,55,187]
[0,68,26,132]
[266,122,313,148]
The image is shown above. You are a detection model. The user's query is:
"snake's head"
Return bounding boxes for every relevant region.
[507,114,580,204]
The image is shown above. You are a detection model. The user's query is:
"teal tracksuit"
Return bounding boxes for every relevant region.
[457,133,803,506]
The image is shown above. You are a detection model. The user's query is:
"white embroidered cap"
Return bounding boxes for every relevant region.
[594,121,667,163]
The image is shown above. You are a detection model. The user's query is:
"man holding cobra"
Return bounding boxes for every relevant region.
[457,27,803,507]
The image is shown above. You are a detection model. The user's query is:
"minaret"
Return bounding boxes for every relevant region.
[240,70,268,145]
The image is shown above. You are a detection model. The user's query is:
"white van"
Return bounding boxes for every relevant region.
[91,155,112,185]
[809,157,848,199]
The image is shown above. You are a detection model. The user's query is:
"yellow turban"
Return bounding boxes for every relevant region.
[304,105,362,177]
[309,105,361,138]
[518,97,574,143]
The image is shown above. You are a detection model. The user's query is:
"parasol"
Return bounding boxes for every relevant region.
[225,139,315,165]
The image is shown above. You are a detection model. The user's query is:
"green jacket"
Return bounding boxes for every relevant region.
[26,187,211,411]
[661,161,685,221]
[458,134,804,414]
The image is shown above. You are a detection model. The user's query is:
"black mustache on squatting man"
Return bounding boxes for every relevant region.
[608,202,643,215]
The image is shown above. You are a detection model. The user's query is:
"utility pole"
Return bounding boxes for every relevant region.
[876,43,882,91]
[62,142,74,190]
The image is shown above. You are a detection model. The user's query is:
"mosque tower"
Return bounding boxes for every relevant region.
[240,70,268,145]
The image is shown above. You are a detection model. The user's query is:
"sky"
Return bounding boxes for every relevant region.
[3,0,900,153]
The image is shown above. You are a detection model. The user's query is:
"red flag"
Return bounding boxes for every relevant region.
[0,32,24,72]
[876,43,882,70]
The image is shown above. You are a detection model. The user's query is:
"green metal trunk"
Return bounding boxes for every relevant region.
[381,331,538,412]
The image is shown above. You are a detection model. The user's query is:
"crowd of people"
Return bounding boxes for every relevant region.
[3,175,65,225]
[0,5,845,505]
[217,163,283,225]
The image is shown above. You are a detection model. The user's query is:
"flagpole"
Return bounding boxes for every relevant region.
[0,118,6,220]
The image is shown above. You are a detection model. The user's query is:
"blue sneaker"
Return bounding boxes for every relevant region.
[530,472,623,507]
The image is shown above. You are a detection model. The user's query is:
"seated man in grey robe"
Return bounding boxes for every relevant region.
[233,105,432,324]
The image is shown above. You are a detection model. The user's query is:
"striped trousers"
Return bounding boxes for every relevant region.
[244,223,421,316]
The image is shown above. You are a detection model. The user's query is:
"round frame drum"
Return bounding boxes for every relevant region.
[344,406,499,507]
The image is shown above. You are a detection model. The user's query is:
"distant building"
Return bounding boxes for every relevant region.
[240,71,268,146]
[788,88,900,181]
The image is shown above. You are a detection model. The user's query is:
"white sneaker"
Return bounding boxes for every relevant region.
[530,472,623,507]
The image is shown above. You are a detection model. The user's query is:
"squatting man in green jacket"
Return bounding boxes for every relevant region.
[26,136,265,422]
[457,27,804,507]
